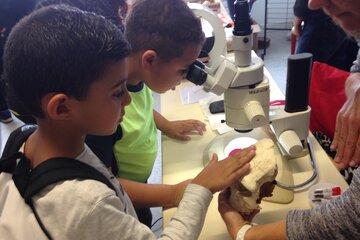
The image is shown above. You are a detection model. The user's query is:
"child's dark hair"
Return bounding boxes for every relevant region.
[125,0,205,61]
[36,0,128,31]
[2,5,131,118]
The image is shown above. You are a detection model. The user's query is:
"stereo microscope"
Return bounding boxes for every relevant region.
[188,0,316,203]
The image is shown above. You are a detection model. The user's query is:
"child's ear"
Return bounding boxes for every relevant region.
[44,93,72,120]
[141,50,159,70]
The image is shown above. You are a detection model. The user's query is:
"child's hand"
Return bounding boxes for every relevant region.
[163,119,206,141]
[167,179,192,209]
[192,146,255,193]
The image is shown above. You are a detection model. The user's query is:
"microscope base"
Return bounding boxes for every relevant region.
[203,128,294,204]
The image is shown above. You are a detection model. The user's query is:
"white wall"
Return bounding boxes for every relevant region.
[250,0,295,29]
[251,0,266,28]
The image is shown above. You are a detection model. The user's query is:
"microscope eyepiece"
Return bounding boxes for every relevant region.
[186,60,207,86]
[233,0,252,36]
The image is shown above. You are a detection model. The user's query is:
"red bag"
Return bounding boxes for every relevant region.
[309,61,349,139]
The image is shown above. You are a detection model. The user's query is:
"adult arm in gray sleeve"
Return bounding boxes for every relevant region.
[286,168,360,240]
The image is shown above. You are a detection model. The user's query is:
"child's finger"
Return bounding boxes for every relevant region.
[199,123,207,131]
[189,120,206,131]
[236,150,255,166]
[210,153,219,163]
[221,147,254,168]
[228,163,251,183]
[195,121,206,131]
[195,126,204,135]
[180,129,200,136]
[225,150,255,175]
[232,146,256,159]
[182,123,201,132]
[186,125,204,135]
[175,132,191,141]
[180,126,204,136]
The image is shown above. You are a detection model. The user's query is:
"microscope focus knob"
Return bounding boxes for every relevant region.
[244,101,266,127]
[278,130,303,157]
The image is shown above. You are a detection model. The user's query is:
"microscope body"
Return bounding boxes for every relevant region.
[208,44,310,158]
[188,1,312,158]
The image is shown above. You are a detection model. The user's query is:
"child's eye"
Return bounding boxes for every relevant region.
[112,83,127,99]
[113,90,124,99]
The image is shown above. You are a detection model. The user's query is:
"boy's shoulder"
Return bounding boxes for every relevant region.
[0,172,122,240]
[126,82,153,107]
[32,178,152,240]
[37,177,119,207]
[32,145,129,215]
[33,178,126,238]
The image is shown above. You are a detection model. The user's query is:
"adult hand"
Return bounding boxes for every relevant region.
[292,16,303,37]
[218,189,259,239]
[332,73,360,168]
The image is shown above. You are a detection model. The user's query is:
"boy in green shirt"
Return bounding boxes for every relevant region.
[116,0,207,182]
[115,0,207,225]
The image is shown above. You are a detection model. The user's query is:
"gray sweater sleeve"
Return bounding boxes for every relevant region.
[286,168,360,239]
[161,184,213,239]
[350,40,360,73]
[78,183,213,240]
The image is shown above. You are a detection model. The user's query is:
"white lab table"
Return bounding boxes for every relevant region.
[161,69,349,239]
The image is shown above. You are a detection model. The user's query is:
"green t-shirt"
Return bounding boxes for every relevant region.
[114,83,158,182]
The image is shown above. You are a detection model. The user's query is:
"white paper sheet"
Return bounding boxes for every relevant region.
[180,85,216,105]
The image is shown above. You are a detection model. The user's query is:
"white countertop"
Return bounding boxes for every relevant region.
[160,69,349,239]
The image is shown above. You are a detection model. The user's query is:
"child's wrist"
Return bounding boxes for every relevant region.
[170,183,180,207]
[172,179,192,207]
[161,120,172,135]
[191,178,215,193]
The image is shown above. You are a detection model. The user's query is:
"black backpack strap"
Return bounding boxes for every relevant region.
[0,124,36,173]
[23,157,118,202]
[0,125,119,239]
[10,156,119,240]
[1,125,36,158]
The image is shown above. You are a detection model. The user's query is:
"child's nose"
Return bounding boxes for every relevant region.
[123,91,131,107]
